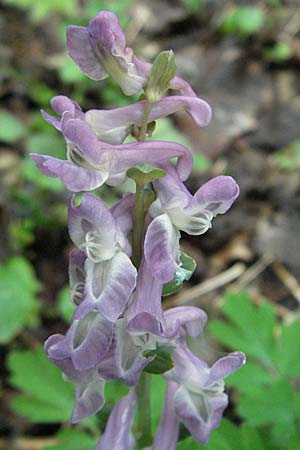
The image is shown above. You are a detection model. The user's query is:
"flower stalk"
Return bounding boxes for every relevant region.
[136,372,152,449]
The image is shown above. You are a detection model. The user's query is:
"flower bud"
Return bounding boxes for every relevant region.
[145,51,176,103]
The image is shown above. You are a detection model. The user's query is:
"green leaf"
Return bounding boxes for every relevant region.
[0,110,26,143]
[265,42,293,63]
[56,287,75,323]
[272,140,300,172]
[177,419,279,450]
[150,375,167,433]
[8,346,75,423]
[0,257,40,343]
[226,361,272,393]
[209,291,276,365]
[237,379,296,429]
[221,7,266,37]
[143,346,174,374]
[274,319,300,377]
[44,429,95,450]
[162,251,196,296]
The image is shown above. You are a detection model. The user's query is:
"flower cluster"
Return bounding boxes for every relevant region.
[32,10,245,450]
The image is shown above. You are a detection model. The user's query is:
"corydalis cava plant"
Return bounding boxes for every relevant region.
[31,10,246,450]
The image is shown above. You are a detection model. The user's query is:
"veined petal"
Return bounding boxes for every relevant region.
[88,11,147,95]
[204,352,246,387]
[164,306,207,337]
[98,318,152,386]
[168,206,214,236]
[191,175,240,215]
[67,25,108,80]
[105,140,193,181]
[174,384,228,444]
[152,163,191,210]
[71,376,105,423]
[86,95,211,145]
[69,249,86,306]
[62,118,104,166]
[95,389,136,450]
[110,194,135,255]
[71,312,113,370]
[83,253,137,322]
[68,194,117,262]
[144,214,180,283]
[152,381,180,450]
[30,154,108,192]
[41,110,61,130]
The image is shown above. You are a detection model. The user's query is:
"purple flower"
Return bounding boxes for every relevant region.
[152,381,180,450]
[45,332,107,423]
[68,193,137,322]
[31,104,193,192]
[165,341,246,444]
[95,389,136,450]
[67,11,147,95]
[86,95,211,145]
[145,164,240,282]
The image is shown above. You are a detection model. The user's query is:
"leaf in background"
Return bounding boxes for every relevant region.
[43,429,96,450]
[272,140,300,172]
[0,257,40,343]
[226,361,272,393]
[221,6,266,37]
[265,42,293,63]
[0,110,26,143]
[150,117,191,148]
[8,346,75,423]
[274,319,300,377]
[56,287,75,323]
[177,419,279,450]
[237,379,296,431]
[209,291,275,365]
[150,375,167,433]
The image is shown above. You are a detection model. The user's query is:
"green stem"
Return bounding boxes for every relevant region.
[132,97,154,448]
[131,182,145,269]
[136,372,152,449]
[138,101,152,142]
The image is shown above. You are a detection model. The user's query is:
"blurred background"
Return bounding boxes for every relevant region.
[1,0,300,449]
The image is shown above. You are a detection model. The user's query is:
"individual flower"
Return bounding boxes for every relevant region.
[95,389,137,450]
[67,11,147,95]
[31,111,193,192]
[85,95,211,144]
[164,341,246,444]
[66,10,212,118]
[45,326,108,423]
[97,258,207,386]
[68,193,137,322]
[145,164,240,282]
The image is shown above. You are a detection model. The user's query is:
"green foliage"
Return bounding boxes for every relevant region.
[44,429,95,450]
[221,6,266,37]
[8,346,75,423]
[265,42,293,63]
[272,140,300,172]
[2,0,75,21]
[0,110,26,143]
[56,287,75,322]
[149,117,191,148]
[0,257,40,343]
[143,346,174,374]
[209,291,300,447]
[182,0,206,13]
[150,375,167,432]
[177,418,279,450]
[163,251,197,296]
